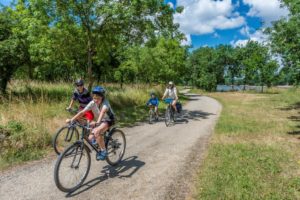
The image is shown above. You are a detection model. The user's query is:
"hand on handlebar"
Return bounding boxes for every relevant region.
[66,119,74,124]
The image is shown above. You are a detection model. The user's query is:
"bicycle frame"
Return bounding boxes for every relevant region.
[70,121,116,154]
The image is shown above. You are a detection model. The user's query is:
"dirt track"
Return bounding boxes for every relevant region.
[0,92,221,200]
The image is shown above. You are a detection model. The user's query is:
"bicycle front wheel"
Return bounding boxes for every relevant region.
[165,107,171,127]
[106,129,126,166]
[149,110,154,124]
[53,126,79,155]
[54,142,91,193]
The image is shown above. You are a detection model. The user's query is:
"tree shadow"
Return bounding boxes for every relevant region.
[160,109,215,126]
[287,116,300,121]
[183,110,215,121]
[184,94,202,98]
[287,130,300,135]
[280,101,300,135]
[66,156,145,197]
[279,102,300,111]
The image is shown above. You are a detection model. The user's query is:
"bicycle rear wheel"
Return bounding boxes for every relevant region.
[106,129,126,166]
[165,107,172,127]
[53,126,79,155]
[54,142,91,193]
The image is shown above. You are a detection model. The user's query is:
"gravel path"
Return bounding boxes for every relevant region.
[0,92,222,200]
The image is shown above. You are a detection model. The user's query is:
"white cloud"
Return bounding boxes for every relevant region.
[181,34,192,46]
[232,29,268,47]
[232,0,288,47]
[239,25,251,36]
[174,0,245,35]
[243,0,289,25]
[213,32,220,38]
[167,2,174,9]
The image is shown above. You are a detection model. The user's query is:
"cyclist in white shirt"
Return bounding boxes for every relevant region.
[162,81,179,113]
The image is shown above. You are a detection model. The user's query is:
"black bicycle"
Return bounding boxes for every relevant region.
[54,121,126,193]
[52,109,82,155]
[164,98,176,127]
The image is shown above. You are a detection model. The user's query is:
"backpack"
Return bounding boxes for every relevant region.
[176,102,182,113]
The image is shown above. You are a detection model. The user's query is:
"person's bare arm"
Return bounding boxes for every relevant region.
[67,99,75,110]
[174,88,179,100]
[162,89,168,100]
[66,110,85,123]
[96,106,108,125]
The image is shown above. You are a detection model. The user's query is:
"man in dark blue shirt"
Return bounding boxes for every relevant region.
[67,79,93,121]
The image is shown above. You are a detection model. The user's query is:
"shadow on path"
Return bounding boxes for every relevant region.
[66,156,145,197]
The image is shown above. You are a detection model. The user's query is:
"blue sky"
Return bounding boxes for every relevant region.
[1,0,289,49]
[166,0,289,49]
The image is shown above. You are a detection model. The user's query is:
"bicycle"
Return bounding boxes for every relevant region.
[54,121,126,193]
[52,108,84,155]
[164,98,176,127]
[148,104,159,124]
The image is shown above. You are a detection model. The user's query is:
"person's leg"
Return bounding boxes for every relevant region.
[93,123,109,150]
[155,106,158,116]
[172,100,178,112]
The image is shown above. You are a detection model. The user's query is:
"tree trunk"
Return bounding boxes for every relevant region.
[87,39,94,91]
[28,64,33,80]
[231,75,234,90]
[0,70,13,95]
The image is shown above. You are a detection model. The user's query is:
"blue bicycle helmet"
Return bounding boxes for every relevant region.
[92,86,105,96]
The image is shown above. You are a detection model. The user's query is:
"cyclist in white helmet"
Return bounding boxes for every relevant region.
[162,81,179,113]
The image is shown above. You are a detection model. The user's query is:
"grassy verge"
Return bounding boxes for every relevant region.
[0,81,164,170]
[195,88,300,199]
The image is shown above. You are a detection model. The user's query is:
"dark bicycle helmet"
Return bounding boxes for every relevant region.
[92,86,105,96]
[74,79,84,86]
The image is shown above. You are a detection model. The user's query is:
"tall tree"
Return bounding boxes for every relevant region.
[0,7,24,94]
[266,0,300,85]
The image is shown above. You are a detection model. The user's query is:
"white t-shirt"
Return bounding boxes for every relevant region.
[83,99,115,121]
[164,87,178,99]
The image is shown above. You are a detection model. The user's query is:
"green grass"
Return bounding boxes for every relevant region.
[196,88,300,199]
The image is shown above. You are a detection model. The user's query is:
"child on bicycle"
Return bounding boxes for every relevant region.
[66,79,94,122]
[146,92,159,118]
[66,86,115,160]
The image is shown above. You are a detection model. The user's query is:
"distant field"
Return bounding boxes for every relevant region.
[194,88,300,199]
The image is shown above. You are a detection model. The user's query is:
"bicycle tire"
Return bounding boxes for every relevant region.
[54,142,91,193]
[53,126,80,155]
[165,106,171,127]
[106,129,126,166]
[149,110,154,124]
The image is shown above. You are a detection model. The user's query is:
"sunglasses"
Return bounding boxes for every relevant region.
[76,84,83,87]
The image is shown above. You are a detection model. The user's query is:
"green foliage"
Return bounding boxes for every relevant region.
[0,0,187,93]
[187,41,279,91]
[0,7,24,94]
[117,37,188,85]
[266,0,300,85]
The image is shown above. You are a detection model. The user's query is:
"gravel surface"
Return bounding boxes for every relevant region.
[0,92,221,200]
